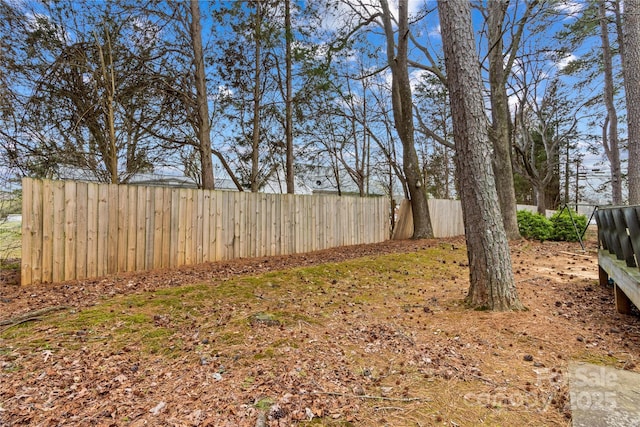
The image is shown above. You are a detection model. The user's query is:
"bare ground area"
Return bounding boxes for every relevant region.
[1,236,640,426]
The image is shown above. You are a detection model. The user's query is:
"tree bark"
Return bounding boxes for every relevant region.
[251,1,263,193]
[285,0,294,194]
[487,0,521,240]
[379,0,433,239]
[600,0,623,204]
[622,0,640,203]
[438,0,524,311]
[189,0,215,190]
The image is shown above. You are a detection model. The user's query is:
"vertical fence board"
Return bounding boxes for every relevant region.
[161,187,172,269]
[64,181,77,281]
[75,182,88,280]
[51,181,66,282]
[153,187,164,270]
[108,185,119,274]
[202,190,211,263]
[169,188,180,268]
[142,187,155,270]
[126,186,137,272]
[86,183,98,278]
[134,187,145,270]
[247,193,255,258]
[96,184,109,278]
[41,180,54,283]
[183,189,192,265]
[280,195,289,256]
[233,192,241,258]
[214,192,223,260]
[259,194,267,257]
[210,191,219,261]
[177,189,187,266]
[196,189,204,264]
[269,194,278,256]
[117,186,129,272]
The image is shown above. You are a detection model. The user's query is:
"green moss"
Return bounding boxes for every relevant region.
[241,376,255,389]
[576,353,619,366]
[253,348,275,359]
[254,397,274,411]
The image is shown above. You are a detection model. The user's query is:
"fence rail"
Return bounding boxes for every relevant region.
[595,205,640,313]
[21,178,389,285]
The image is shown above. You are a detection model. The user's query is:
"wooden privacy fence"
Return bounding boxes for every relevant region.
[392,199,465,239]
[21,178,389,285]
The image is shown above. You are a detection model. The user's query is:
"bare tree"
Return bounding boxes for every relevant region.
[485,0,540,239]
[284,0,294,193]
[599,0,623,204]
[379,0,433,238]
[188,0,215,189]
[438,0,524,311]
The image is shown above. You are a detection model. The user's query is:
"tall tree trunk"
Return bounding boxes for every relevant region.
[251,1,263,193]
[487,0,520,240]
[379,0,433,239]
[96,29,118,184]
[536,185,547,215]
[438,0,524,311]
[189,0,214,190]
[600,0,623,204]
[623,0,640,203]
[285,0,294,194]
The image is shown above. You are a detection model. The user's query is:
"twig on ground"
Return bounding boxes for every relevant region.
[0,305,69,333]
[374,406,405,411]
[558,251,593,259]
[311,391,431,402]
[0,305,69,326]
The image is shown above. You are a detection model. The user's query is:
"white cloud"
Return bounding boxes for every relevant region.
[320,0,427,32]
[555,1,584,19]
[216,85,233,101]
[556,53,578,70]
[25,12,71,44]
[409,69,431,92]
[428,24,441,38]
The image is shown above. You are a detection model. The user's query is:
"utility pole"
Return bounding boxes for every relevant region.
[575,158,580,211]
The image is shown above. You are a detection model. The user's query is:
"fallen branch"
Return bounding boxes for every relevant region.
[311,391,431,402]
[558,251,593,260]
[374,406,405,411]
[0,305,69,331]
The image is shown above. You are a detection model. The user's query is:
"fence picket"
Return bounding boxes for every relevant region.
[108,185,119,274]
[86,183,98,278]
[75,182,87,280]
[96,184,108,277]
[41,180,54,283]
[126,185,137,272]
[64,181,77,281]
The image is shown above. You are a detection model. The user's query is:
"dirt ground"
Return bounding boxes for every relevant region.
[1,235,640,426]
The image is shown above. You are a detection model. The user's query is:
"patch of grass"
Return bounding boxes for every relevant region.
[254,397,274,410]
[0,221,21,260]
[576,352,619,366]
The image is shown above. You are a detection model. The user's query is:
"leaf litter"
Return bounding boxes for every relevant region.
[1,234,640,426]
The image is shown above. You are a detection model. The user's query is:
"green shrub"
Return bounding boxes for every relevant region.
[517,210,553,241]
[550,209,587,242]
